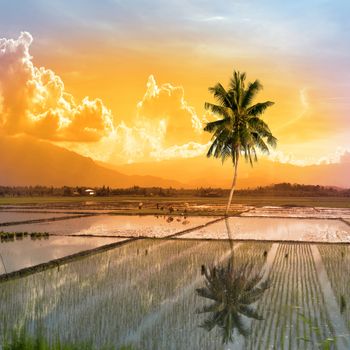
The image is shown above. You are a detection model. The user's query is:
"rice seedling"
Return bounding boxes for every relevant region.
[29,232,50,240]
[318,244,350,327]
[0,238,346,349]
[2,328,134,350]
[0,231,49,243]
[246,244,336,349]
[196,260,270,344]
[0,239,233,348]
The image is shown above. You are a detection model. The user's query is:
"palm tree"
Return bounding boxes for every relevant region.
[197,260,270,344]
[204,70,277,215]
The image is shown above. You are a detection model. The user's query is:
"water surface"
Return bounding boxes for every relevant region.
[0,211,80,224]
[1,215,215,238]
[0,236,126,274]
[1,239,350,349]
[179,217,350,242]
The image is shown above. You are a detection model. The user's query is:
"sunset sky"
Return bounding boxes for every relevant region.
[0,0,349,168]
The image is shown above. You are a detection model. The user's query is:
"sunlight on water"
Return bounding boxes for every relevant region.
[179,217,350,242]
[1,215,215,238]
[0,211,79,224]
[0,236,126,274]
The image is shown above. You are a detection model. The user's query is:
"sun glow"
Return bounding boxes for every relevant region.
[0,0,349,187]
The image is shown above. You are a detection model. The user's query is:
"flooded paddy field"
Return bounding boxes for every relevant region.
[0,207,350,349]
[178,217,350,243]
[0,211,84,225]
[0,235,126,274]
[1,195,349,215]
[0,207,118,215]
[2,214,217,238]
[241,206,350,219]
[1,239,350,349]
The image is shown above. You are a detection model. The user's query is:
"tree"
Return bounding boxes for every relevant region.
[204,70,277,215]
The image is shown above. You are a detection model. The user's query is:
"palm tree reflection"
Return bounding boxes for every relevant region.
[196,218,270,344]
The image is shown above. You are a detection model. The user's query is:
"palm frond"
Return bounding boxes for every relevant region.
[229,71,246,108]
[242,80,263,108]
[247,101,274,116]
[232,312,250,337]
[238,305,263,320]
[267,134,277,148]
[204,70,277,167]
[204,117,229,133]
[208,83,232,108]
[196,287,216,301]
[200,313,222,331]
[204,102,231,119]
[252,134,270,154]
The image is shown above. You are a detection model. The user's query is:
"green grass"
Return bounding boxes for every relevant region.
[2,329,134,350]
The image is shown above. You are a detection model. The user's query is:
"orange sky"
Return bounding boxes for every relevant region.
[43,51,350,166]
[0,0,349,175]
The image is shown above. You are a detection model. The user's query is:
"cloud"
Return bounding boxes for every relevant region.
[0,32,114,141]
[136,75,204,147]
[275,87,309,133]
[0,33,210,163]
[267,147,350,166]
[150,141,210,161]
[56,75,209,164]
[70,74,208,164]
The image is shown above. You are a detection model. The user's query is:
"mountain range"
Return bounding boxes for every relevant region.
[0,136,349,188]
[0,136,182,188]
[111,153,350,189]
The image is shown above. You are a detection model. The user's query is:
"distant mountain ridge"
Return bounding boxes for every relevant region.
[0,136,349,188]
[116,154,350,189]
[0,136,182,188]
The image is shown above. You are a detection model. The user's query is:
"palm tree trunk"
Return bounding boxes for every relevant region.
[225,150,239,216]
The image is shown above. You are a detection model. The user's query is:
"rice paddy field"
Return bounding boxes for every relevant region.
[0,202,350,349]
[0,211,85,225]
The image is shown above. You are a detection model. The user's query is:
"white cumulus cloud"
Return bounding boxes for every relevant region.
[0,32,209,164]
[0,32,114,141]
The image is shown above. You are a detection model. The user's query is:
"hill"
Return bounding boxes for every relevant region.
[0,136,182,188]
[116,154,350,189]
[1,136,349,189]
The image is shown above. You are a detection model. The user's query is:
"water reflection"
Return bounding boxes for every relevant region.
[2,214,209,238]
[196,218,270,344]
[1,232,350,349]
[0,235,124,274]
[179,216,350,243]
[197,261,269,344]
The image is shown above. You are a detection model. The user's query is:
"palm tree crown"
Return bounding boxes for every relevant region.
[204,70,277,164]
[204,70,277,214]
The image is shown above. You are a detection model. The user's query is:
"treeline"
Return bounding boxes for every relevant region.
[235,183,350,197]
[0,183,349,197]
[0,186,178,197]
